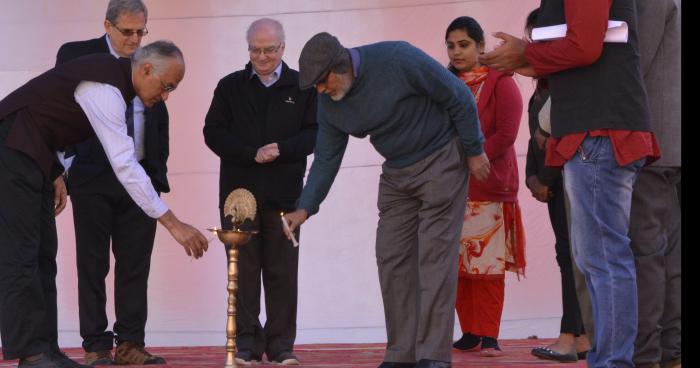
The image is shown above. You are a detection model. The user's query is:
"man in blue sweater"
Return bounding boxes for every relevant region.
[283,32,489,368]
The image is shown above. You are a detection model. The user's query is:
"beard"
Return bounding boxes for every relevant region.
[329,78,351,101]
[330,91,346,101]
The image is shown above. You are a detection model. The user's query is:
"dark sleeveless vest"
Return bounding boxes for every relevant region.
[0,54,134,180]
[536,0,651,138]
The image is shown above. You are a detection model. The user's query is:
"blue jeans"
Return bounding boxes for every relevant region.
[564,136,643,368]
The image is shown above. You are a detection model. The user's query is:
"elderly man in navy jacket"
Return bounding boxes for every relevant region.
[203,18,317,366]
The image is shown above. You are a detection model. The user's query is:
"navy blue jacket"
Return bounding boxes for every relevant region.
[204,62,317,210]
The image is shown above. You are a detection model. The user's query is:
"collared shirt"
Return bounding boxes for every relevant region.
[73,81,168,219]
[57,36,147,174]
[250,62,283,87]
[348,48,361,78]
[106,34,146,161]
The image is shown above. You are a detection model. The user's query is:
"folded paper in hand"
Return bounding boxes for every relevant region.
[532,20,628,43]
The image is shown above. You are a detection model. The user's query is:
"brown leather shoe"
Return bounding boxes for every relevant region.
[84,350,113,366]
[114,342,166,365]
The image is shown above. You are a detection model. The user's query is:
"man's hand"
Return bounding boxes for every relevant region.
[255,143,280,163]
[478,32,529,72]
[282,209,308,239]
[534,129,548,150]
[514,65,537,77]
[158,210,209,259]
[526,175,552,202]
[52,175,67,216]
[467,152,491,181]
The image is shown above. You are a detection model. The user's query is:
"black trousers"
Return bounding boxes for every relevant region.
[547,179,585,336]
[220,208,299,359]
[70,170,157,352]
[0,116,59,360]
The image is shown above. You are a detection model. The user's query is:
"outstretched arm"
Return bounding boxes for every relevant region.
[75,81,208,258]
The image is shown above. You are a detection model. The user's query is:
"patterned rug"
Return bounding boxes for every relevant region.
[1,339,587,367]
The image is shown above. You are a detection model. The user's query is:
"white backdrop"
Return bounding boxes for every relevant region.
[0,0,569,348]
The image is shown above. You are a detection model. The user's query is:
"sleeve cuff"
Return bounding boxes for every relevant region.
[146,199,169,219]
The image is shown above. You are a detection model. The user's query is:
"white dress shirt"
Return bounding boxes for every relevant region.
[250,62,283,87]
[73,81,168,219]
[58,35,146,170]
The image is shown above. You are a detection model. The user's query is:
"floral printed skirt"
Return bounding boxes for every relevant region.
[458,200,526,278]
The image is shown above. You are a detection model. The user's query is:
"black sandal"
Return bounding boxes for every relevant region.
[531,346,578,363]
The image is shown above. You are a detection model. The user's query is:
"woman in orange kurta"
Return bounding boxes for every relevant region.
[445,16,525,357]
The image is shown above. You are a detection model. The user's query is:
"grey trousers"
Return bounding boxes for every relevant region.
[376,139,469,363]
[630,167,682,367]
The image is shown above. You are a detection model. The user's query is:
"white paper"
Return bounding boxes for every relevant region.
[532,20,628,43]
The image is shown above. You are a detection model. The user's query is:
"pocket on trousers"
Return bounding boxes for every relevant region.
[578,136,608,162]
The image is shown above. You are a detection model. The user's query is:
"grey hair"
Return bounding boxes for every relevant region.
[246,18,285,43]
[105,0,148,24]
[132,40,184,75]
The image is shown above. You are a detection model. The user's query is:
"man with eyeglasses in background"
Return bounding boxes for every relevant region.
[54,0,171,365]
[203,18,317,366]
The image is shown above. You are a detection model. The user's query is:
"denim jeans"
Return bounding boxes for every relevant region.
[564,136,643,368]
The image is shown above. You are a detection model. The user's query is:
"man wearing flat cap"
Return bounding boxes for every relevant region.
[283,32,489,368]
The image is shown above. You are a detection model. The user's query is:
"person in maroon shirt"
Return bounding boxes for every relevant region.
[479,1,660,367]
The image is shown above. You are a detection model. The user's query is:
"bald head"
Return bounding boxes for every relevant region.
[246,18,285,44]
[246,18,286,77]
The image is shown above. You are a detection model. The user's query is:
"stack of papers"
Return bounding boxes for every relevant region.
[532,20,628,43]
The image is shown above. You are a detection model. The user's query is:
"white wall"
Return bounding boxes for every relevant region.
[1,0,567,348]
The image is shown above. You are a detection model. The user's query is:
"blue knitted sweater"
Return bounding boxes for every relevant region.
[298,41,484,215]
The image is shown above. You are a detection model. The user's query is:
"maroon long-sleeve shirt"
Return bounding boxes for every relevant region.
[524,0,660,167]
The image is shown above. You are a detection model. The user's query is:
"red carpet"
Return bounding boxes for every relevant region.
[1,339,587,367]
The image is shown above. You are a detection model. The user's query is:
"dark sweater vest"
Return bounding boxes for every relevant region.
[536,0,651,137]
[0,54,134,180]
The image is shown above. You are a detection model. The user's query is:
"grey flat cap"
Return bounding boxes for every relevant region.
[298,32,345,90]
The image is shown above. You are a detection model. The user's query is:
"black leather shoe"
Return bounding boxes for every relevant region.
[416,359,451,368]
[234,350,262,366]
[480,337,503,357]
[531,347,578,362]
[50,350,90,368]
[269,351,300,365]
[452,333,481,351]
[577,350,589,360]
[377,362,416,368]
[18,353,59,368]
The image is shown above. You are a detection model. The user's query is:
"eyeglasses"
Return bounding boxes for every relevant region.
[110,23,149,37]
[248,43,283,57]
[153,73,176,93]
